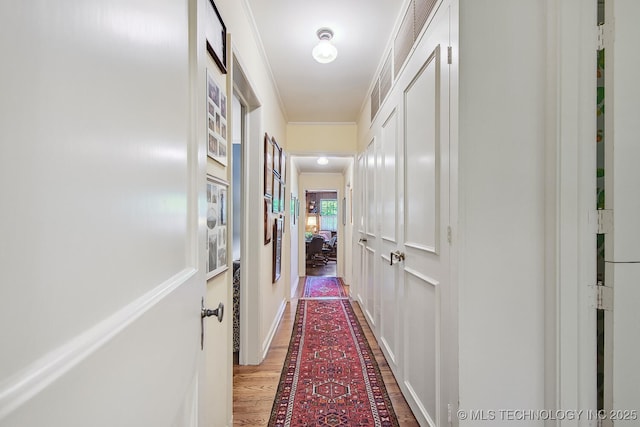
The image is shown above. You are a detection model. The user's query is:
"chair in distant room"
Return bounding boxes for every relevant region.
[317,230,332,242]
[307,235,327,267]
[322,236,337,263]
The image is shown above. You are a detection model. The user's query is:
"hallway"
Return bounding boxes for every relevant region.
[4,1,640,425]
[232,280,418,426]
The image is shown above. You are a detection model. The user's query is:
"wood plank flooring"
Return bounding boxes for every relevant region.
[232,283,419,426]
[305,261,337,277]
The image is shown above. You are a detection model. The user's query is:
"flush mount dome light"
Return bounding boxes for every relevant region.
[317,157,329,165]
[312,28,337,64]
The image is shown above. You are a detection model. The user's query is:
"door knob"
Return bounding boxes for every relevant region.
[201,299,224,350]
[390,250,405,265]
[202,302,224,323]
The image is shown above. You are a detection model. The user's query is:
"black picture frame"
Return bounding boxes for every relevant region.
[264,197,272,245]
[272,217,283,283]
[272,138,281,178]
[264,133,273,197]
[206,0,227,74]
[279,180,285,213]
[272,180,281,214]
[206,174,229,279]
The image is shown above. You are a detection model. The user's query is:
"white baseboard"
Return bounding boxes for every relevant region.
[261,298,287,360]
[290,276,301,299]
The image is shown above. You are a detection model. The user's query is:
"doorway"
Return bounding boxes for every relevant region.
[231,93,242,361]
[231,55,263,366]
[304,190,338,277]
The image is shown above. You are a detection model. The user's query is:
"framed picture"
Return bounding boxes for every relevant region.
[272,217,283,283]
[272,138,281,178]
[342,197,347,225]
[291,195,296,225]
[220,93,227,119]
[350,188,353,224]
[206,70,228,166]
[278,181,285,213]
[264,197,272,244]
[264,134,273,197]
[205,0,227,74]
[272,179,280,213]
[280,149,286,184]
[206,174,229,279]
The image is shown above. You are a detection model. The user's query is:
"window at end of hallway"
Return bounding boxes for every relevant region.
[320,199,338,231]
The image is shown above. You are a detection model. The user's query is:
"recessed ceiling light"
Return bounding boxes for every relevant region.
[317,157,329,165]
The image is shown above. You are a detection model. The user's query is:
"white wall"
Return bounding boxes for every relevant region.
[288,159,300,297]
[287,123,357,154]
[214,0,289,365]
[343,162,355,286]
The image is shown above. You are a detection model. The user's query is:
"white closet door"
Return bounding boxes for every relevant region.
[608,0,640,420]
[378,110,401,373]
[396,7,452,426]
[359,140,378,328]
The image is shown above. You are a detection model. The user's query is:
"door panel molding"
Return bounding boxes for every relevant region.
[403,268,441,426]
[0,268,197,420]
[405,241,439,254]
[404,46,441,256]
[381,109,398,243]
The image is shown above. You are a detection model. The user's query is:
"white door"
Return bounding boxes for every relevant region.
[361,140,378,328]
[354,153,366,304]
[378,110,401,374]
[394,7,452,426]
[0,1,208,426]
[607,0,640,420]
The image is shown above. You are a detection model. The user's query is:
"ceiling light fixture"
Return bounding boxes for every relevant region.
[317,157,329,165]
[312,28,337,64]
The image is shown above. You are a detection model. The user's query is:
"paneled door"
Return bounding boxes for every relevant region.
[606,0,640,420]
[0,1,209,425]
[392,6,452,426]
[378,109,401,374]
[362,140,378,328]
[355,153,367,306]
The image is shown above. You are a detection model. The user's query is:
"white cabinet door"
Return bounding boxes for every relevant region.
[397,7,452,427]
[607,0,640,420]
[0,1,207,425]
[378,109,401,373]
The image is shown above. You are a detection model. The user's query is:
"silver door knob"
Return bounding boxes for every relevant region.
[202,302,224,323]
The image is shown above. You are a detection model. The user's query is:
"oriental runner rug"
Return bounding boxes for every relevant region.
[302,276,348,299]
[268,299,399,426]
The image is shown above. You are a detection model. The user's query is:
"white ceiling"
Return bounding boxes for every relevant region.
[246,0,407,123]
[291,155,353,174]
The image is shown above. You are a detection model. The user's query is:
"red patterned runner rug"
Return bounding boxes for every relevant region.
[302,276,348,299]
[269,299,399,426]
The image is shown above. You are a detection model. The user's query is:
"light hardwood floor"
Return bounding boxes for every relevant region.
[232,284,419,426]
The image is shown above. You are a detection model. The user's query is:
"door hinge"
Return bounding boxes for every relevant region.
[597,22,614,51]
[590,283,613,311]
[596,209,613,234]
[447,226,452,244]
[597,24,605,50]
[447,46,453,64]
